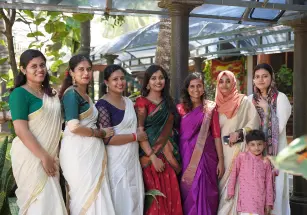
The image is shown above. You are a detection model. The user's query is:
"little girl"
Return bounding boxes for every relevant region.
[227,129,274,215]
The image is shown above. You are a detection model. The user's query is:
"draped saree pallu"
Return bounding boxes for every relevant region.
[105,97,144,215]
[11,94,67,215]
[179,100,219,215]
[60,99,115,215]
[217,97,260,215]
[135,97,183,215]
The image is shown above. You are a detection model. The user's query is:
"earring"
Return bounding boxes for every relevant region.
[72,76,77,86]
[146,85,150,90]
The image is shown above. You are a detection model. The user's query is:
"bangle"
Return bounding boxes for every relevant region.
[90,128,94,137]
[101,129,106,138]
[132,133,137,141]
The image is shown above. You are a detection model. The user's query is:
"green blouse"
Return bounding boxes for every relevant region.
[62,88,90,121]
[9,87,43,121]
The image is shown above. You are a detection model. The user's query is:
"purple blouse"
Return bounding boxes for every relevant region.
[95,99,125,128]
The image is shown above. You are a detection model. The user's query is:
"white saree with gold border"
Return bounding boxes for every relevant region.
[106,97,144,215]
[60,99,115,215]
[11,94,67,215]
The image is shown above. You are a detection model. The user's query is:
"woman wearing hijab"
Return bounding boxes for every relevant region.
[216,70,260,215]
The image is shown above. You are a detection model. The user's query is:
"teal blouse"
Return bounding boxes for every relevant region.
[62,88,90,121]
[9,87,43,121]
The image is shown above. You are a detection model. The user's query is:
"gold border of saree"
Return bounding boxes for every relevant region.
[79,149,108,215]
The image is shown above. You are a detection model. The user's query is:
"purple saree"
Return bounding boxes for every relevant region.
[177,101,220,215]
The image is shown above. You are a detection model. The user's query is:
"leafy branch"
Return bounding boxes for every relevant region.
[16,11,39,42]
[0,9,18,78]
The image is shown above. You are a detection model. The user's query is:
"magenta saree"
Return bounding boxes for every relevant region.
[177,101,220,215]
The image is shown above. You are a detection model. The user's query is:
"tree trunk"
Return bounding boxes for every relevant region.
[78,20,91,56]
[0,20,10,97]
[5,23,17,78]
[155,18,171,74]
[0,9,17,79]
[78,20,94,99]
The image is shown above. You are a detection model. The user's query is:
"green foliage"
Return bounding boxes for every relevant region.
[101,13,125,28]
[49,75,60,85]
[33,17,46,26]
[275,64,293,97]
[0,137,16,215]
[0,9,126,102]
[203,60,215,100]
[0,40,7,47]
[144,189,165,212]
[50,59,64,73]
[128,91,141,102]
[0,57,8,65]
[27,31,45,37]
[22,10,34,19]
[72,13,94,22]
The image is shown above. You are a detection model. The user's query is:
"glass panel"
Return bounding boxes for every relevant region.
[61,0,106,7]
[125,23,159,49]
[112,0,162,11]
[191,4,246,18]
[250,0,286,20]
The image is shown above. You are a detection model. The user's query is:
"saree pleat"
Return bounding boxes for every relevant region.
[106,97,144,215]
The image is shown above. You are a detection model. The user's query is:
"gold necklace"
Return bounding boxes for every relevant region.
[26,83,43,97]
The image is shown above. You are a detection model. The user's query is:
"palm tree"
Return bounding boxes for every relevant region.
[154,18,171,74]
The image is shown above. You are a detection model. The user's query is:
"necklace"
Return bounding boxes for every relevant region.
[26,83,43,98]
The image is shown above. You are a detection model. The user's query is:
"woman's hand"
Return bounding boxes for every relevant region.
[136,129,148,142]
[217,159,225,179]
[150,154,165,172]
[229,132,239,146]
[41,153,57,177]
[102,127,114,138]
[257,96,269,113]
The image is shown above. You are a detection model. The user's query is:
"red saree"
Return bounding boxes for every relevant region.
[135,97,183,215]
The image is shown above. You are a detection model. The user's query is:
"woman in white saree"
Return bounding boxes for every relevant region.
[216,71,260,215]
[59,54,115,215]
[95,65,146,215]
[9,49,67,215]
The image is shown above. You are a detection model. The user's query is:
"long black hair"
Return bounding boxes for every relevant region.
[181,72,206,112]
[59,54,92,99]
[11,49,55,97]
[141,65,179,126]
